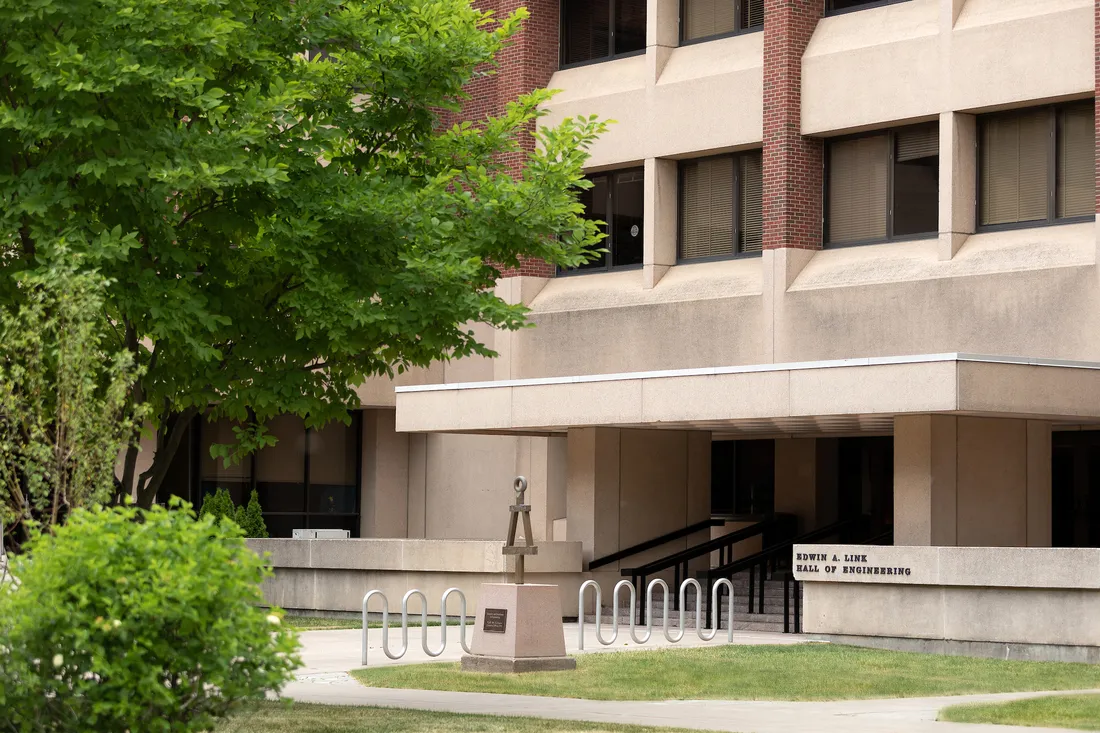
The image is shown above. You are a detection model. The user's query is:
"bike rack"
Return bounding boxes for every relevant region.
[361,587,472,666]
[578,577,735,650]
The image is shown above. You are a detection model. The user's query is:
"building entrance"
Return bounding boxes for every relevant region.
[1053,430,1100,547]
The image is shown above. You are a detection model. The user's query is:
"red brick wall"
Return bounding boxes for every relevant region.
[447,1,559,278]
[762,0,824,251]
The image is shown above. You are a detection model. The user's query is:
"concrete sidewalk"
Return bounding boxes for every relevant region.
[298,624,806,674]
[291,626,1096,731]
[282,681,1097,733]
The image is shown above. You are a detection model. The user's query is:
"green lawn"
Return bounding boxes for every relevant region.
[215,701,712,732]
[285,616,470,631]
[940,693,1100,730]
[352,644,1100,702]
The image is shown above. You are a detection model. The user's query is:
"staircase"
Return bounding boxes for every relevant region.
[583,570,802,634]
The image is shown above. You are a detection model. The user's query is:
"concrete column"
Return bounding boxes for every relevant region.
[566,427,712,568]
[1026,421,1053,547]
[360,409,410,538]
[646,0,678,83]
[894,415,1053,547]
[547,436,568,541]
[773,437,834,533]
[643,157,678,289]
[566,427,621,566]
[894,414,958,546]
[406,433,427,539]
[938,111,977,260]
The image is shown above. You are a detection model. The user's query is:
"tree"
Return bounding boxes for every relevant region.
[0,500,299,732]
[0,0,607,508]
[197,487,236,527]
[235,489,268,538]
[0,260,143,549]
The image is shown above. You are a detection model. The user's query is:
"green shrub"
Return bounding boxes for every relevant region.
[236,490,269,539]
[199,487,237,527]
[0,500,300,732]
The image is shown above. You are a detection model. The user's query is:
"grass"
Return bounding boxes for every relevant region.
[353,644,1100,702]
[284,616,470,631]
[215,701,711,732]
[940,693,1100,730]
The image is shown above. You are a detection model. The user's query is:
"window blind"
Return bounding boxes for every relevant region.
[562,0,609,65]
[981,109,1049,226]
[742,0,765,29]
[896,124,939,162]
[683,0,737,41]
[740,153,763,252]
[1057,103,1095,219]
[828,135,889,244]
[680,157,735,260]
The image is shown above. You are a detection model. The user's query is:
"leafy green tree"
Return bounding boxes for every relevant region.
[0,500,300,732]
[0,0,607,508]
[0,260,143,548]
[235,489,269,538]
[198,487,237,527]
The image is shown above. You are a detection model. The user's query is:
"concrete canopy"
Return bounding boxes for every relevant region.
[394,354,1100,437]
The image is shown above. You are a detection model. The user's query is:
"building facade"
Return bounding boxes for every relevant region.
[179,0,1100,655]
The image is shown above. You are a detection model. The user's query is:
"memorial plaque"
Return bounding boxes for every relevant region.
[482,608,508,634]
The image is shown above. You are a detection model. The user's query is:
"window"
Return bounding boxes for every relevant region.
[979,102,1095,229]
[827,0,910,14]
[193,412,362,538]
[679,151,763,260]
[561,0,646,67]
[570,169,645,271]
[681,0,763,44]
[826,123,939,246]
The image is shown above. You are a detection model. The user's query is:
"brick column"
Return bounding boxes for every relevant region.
[762,0,824,251]
[489,0,560,278]
[1095,0,1099,220]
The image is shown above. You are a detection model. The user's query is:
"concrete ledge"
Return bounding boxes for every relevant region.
[809,633,1100,665]
[461,654,577,673]
[248,538,583,575]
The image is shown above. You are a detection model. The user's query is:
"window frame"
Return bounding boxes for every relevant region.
[678,0,764,47]
[823,125,940,249]
[676,150,764,263]
[976,102,1097,234]
[559,0,647,70]
[189,411,364,537]
[825,0,913,16]
[559,166,646,276]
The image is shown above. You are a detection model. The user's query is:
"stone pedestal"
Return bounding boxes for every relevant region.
[461,583,576,673]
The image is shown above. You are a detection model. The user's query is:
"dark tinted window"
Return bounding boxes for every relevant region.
[827,123,939,245]
[561,0,646,66]
[980,102,1095,228]
[682,0,763,43]
[566,169,644,272]
[562,0,609,66]
[612,170,644,266]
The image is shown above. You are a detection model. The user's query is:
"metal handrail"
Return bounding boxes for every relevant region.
[589,518,726,570]
[701,515,878,634]
[621,514,795,578]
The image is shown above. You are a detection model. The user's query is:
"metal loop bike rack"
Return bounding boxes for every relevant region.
[578,577,735,650]
[361,587,471,665]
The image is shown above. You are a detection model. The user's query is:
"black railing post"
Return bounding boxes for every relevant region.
[673,565,680,611]
[757,559,765,614]
[639,574,647,625]
[783,574,790,633]
[793,578,801,633]
[748,564,755,614]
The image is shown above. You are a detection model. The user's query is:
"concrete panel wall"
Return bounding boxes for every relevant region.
[895,415,1053,547]
[566,427,711,571]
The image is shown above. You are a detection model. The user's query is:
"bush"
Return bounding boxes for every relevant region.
[0,500,300,732]
[199,487,237,527]
[236,490,269,539]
